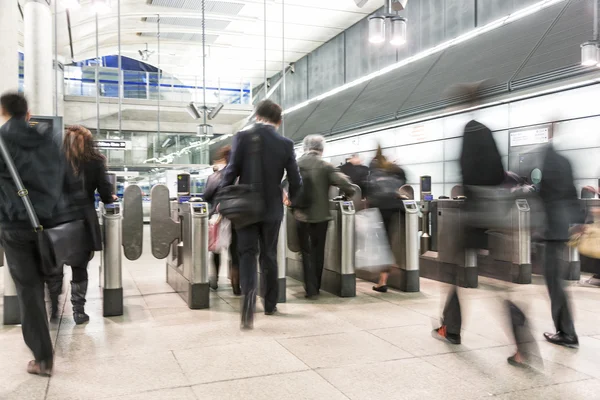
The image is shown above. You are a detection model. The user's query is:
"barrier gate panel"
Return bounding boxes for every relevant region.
[122,185,144,261]
[150,185,180,260]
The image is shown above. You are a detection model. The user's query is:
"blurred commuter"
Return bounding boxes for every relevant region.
[220,100,302,329]
[368,146,407,292]
[50,125,116,325]
[203,145,241,295]
[0,93,85,376]
[539,144,582,348]
[340,153,369,197]
[294,135,355,299]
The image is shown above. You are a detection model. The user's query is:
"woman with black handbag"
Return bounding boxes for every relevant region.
[53,125,117,325]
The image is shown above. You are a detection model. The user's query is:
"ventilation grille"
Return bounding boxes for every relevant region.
[139,32,219,44]
[145,16,231,30]
[148,0,245,15]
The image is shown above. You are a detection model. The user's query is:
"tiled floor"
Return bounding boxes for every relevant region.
[2,247,600,399]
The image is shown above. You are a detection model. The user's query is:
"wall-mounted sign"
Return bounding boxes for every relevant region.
[510,128,550,147]
[95,140,130,150]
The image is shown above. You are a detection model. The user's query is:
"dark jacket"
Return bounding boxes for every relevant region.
[0,118,83,230]
[367,159,407,210]
[220,123,302,222]
[203,168,224,216]
[78,156,115,251]
[540,144,582,242]
[80,157,114,205]
[460,120,505,249]
[295,151,355,223]
[340,162,369,197]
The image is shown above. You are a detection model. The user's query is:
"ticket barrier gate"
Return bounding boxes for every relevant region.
[420,200,479,288]
[476,199,533,284]
[150,185,210,309]
[287,199,356,297]
[579,198,600,277]
[355,200,421,292]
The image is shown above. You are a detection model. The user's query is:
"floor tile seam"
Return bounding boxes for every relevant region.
[309,368,352,400]
[363,327,424,358]
[186,367,313,387]
[94,384,195,400]
[271,335,316,372]
[271,327,367,341]
[487,376,596,397]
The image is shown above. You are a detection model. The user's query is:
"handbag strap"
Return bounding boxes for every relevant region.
[0,131,43,231]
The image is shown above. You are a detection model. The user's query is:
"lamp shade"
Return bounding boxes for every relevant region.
[368,16,386,44]
[581,42,599,67]
[390,17,407,46]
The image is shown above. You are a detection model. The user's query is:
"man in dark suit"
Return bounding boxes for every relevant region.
[339,154,368,197]
[539,144,581,348]
[220,100,302,329]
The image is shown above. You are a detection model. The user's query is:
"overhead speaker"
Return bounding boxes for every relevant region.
[388,0,408,12]
[354,0,369,8]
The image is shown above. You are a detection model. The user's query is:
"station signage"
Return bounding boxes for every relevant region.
[510,127,550,147]
[95,140,130,150]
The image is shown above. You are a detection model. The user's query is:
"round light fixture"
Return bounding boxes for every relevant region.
[390,17,407,46]
[368,16,386,44]
[581,41,599,67]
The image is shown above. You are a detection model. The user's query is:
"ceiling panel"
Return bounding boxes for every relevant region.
[513,0,592,83]
[139,32,219,44]
[145,16,231,30]
[148,0,245,15]
[282,101,322,140]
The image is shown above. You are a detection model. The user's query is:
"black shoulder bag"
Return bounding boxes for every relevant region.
[0,135,89,276]
[216,132,265,228]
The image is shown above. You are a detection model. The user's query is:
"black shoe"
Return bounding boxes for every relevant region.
[507,354,529,368]
[431,326,461,345]
[209,277,218,291]
[543,332,579,348]
[241,292,256,330]
[265,306,278,316]
[305,294,319,300]
[373,285,388,293]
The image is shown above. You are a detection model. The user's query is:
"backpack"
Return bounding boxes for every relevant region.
[367,169,406,210]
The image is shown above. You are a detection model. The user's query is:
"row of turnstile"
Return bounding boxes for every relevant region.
[3,176,597,325]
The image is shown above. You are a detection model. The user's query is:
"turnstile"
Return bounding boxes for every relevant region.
[477,199,532,284]
[420,199,478,288]
[355,200,421,292]
[151,185,210,309]
[287,199,356,297]
[101,203,123,316]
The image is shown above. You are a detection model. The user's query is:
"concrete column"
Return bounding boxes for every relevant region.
[24,0,54,116]
[0,0,19,94]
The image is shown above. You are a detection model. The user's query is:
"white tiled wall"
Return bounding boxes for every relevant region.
[310,83,600,197]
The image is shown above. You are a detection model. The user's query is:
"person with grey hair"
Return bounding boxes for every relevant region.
[293,135,355,298]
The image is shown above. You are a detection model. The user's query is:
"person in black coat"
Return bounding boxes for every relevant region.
[539,144,581,348]
[220,100,302,329]
[340,154,369,197]
[48,125,116,325]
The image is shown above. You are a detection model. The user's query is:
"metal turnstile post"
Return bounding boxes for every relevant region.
[3,254,20,325]
[400,200,420,292]
[338,201,356,297]
[102,203,123,317]
[189,202,210,309]
[515,199,532,283]
[276,208,287,303]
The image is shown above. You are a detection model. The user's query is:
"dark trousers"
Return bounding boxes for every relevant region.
[0,229,53,362]
[544,241,576,336]
[442,287,462,335]
[296,221,329,296]
[236,220,281,313]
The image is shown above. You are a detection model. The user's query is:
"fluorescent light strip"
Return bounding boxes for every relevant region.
[283,0,566,116]
[307,76,600,151]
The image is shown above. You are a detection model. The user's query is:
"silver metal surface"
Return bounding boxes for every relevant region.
[3,262,17,297]
[465,248,477,268]
[277,208,287,279]
[188,202,209,284]
[150,185,180,259]
[122,185,144,261]
[286,206,300,253]
[516,199,531,265]
[569,245,580,262]
[103,209,122,290]
[340,201,356,275]
[404,200,420,271]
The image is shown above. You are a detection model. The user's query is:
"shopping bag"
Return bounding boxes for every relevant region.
[354,208,395,272]
[209,214,220,253]
[218,217,232,251]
